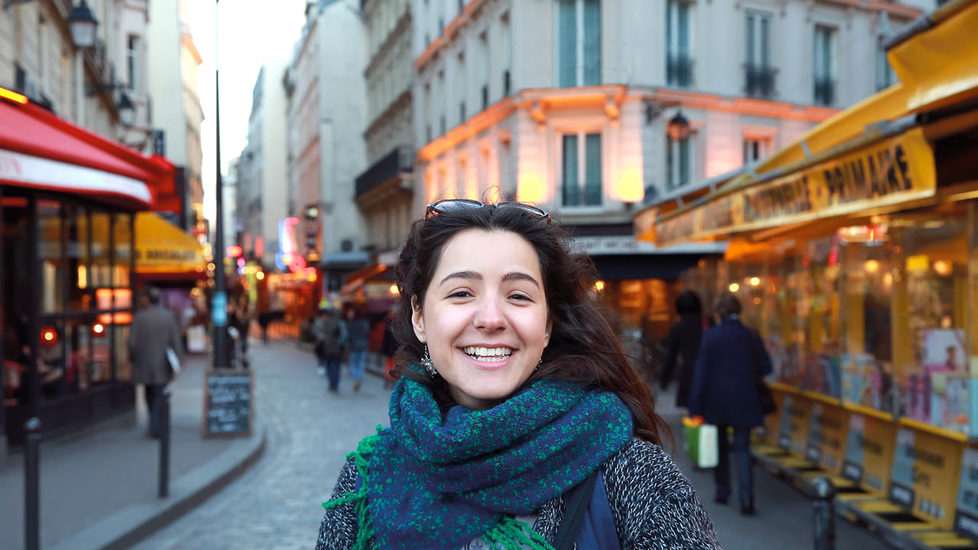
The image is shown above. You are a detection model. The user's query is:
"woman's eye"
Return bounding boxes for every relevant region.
[509,293,532,302]
[448,290,472,299]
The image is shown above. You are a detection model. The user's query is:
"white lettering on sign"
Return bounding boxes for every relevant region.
[572,236,659,256]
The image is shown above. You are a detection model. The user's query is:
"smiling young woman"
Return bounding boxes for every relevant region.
[316,201,721,550]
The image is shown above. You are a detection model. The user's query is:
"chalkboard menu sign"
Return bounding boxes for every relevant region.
[203,369,253,437]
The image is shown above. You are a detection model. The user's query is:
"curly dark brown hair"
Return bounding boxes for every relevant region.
[389,203,667,444]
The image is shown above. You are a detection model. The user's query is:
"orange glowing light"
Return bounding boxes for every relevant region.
[92,323,105,336]
[517,173,545,204]
[0,86,28,104]
[612,168,644,203]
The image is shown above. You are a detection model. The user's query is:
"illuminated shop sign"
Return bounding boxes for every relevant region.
[654,127,936,247]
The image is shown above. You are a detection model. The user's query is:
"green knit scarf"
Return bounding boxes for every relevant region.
[324,371,633,549]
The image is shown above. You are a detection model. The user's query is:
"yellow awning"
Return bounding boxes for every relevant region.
[641,0,978,246]
[134,212,206,277]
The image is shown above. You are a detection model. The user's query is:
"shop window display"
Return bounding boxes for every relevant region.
[39,200,64,313]
[888,209,969,433]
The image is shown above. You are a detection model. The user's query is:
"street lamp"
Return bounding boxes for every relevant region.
[666,110,692,141]
[67,0,98,49]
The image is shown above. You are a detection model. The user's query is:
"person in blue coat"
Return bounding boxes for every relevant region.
[688,292,772,516]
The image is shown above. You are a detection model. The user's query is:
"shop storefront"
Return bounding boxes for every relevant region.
[133,212,208,352]
[1,91,175,446]
[638,0,978,543]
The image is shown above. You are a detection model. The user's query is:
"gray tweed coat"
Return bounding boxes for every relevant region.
[316,437,723,549]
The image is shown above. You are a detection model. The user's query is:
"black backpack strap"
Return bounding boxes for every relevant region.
[555,470,599,550]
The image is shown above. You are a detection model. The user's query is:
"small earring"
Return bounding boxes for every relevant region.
[534,358,543,373]
[421,345,438,378]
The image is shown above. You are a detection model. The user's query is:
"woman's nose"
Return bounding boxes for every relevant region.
[473,298,506,331]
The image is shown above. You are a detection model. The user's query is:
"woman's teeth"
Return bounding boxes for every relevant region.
[462,346,512,361]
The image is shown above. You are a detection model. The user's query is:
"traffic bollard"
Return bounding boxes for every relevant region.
[158,386,171,498]
[811,476,837,550]
[25,417,41,550]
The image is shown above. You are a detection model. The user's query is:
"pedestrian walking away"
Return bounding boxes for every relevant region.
[129,286,183,438]
[313,306,347,392]
[344,307,370,392]
[660,290,709,409]
[316,199,721,549]
[688,292,773,516]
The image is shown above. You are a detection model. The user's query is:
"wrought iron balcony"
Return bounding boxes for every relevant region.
[355,146,413,198]
[666,54,694,88]
[744,64,777,99]
[814,77,835,106]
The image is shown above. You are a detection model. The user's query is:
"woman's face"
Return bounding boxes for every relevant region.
[412,229,551,410]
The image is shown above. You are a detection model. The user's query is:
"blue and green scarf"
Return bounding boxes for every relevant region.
[325,369,633,549]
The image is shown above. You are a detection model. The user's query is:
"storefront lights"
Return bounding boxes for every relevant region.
[728,282,740,292]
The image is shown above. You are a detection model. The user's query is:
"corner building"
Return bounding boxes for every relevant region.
[412,0,922,338]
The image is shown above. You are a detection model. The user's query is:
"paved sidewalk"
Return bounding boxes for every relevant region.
[0,350,265,550]
[655,385,891,550]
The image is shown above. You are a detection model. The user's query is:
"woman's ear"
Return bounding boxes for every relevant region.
[543,317,553,348]
[411,295,426,343]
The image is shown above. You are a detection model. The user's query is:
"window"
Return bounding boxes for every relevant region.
[666,0,693,87]
[745,12,775,98]
[558,0,601,88]
[876,41,895,91]
[478,32,489,111]
[127,35,138,92]
[813,25,835,106]
[501,13,512,96]
[561,132,602,207]
[743,136,771,164]
[666,133,693,190]
[457,51,466,124]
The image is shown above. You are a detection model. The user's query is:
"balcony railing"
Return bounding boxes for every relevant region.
[562,183,602,207]
[355,146,413,197]
[744,64,777,99]
[666,54,694,88]
[814,77,835,106]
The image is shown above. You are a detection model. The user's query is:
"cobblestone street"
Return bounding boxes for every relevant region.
[131,341,390,550]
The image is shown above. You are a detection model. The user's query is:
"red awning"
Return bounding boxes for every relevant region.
[0,94,175,210]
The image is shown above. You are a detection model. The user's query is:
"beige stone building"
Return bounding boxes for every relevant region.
[357,0,414,266]
[411,0,930,332]
[0,0,152,145]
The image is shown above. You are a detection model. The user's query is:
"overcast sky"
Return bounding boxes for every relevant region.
[188,0,307,222]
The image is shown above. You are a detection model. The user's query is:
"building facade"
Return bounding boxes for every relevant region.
[412,0,926,334]
[0,0,152,141]
[357,0,414,265]
[147,0,205,233]
[285,0,367,289]
[236,63,290,268]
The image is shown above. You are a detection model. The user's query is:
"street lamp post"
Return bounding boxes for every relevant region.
[212,0,228,368]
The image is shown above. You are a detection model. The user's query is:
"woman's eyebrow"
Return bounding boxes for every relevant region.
[439,270,481,286]
[503,272,540,288]
[438,271,540,288]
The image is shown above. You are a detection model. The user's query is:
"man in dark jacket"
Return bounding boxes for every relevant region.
[129,287,183,438]
[688,292,772,515]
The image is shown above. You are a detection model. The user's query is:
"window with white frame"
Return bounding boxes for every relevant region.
[557,0,601,88]
[561,132,602,207]
[666,133,694,190]
[666,0,693,87]
[744,11,774,98]
[876,40,896,91]
[457,51,467,124]
[743,136,771,164]
[127,35,139,92]
[813,25,835,106]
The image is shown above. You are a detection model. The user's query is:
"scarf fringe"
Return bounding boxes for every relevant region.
[322,426,384,550]
[482,516,555,550]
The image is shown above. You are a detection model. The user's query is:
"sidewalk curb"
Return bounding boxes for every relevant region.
[50,422,267,550]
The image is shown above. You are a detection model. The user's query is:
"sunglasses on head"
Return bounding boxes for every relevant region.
[424,199,551,222]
